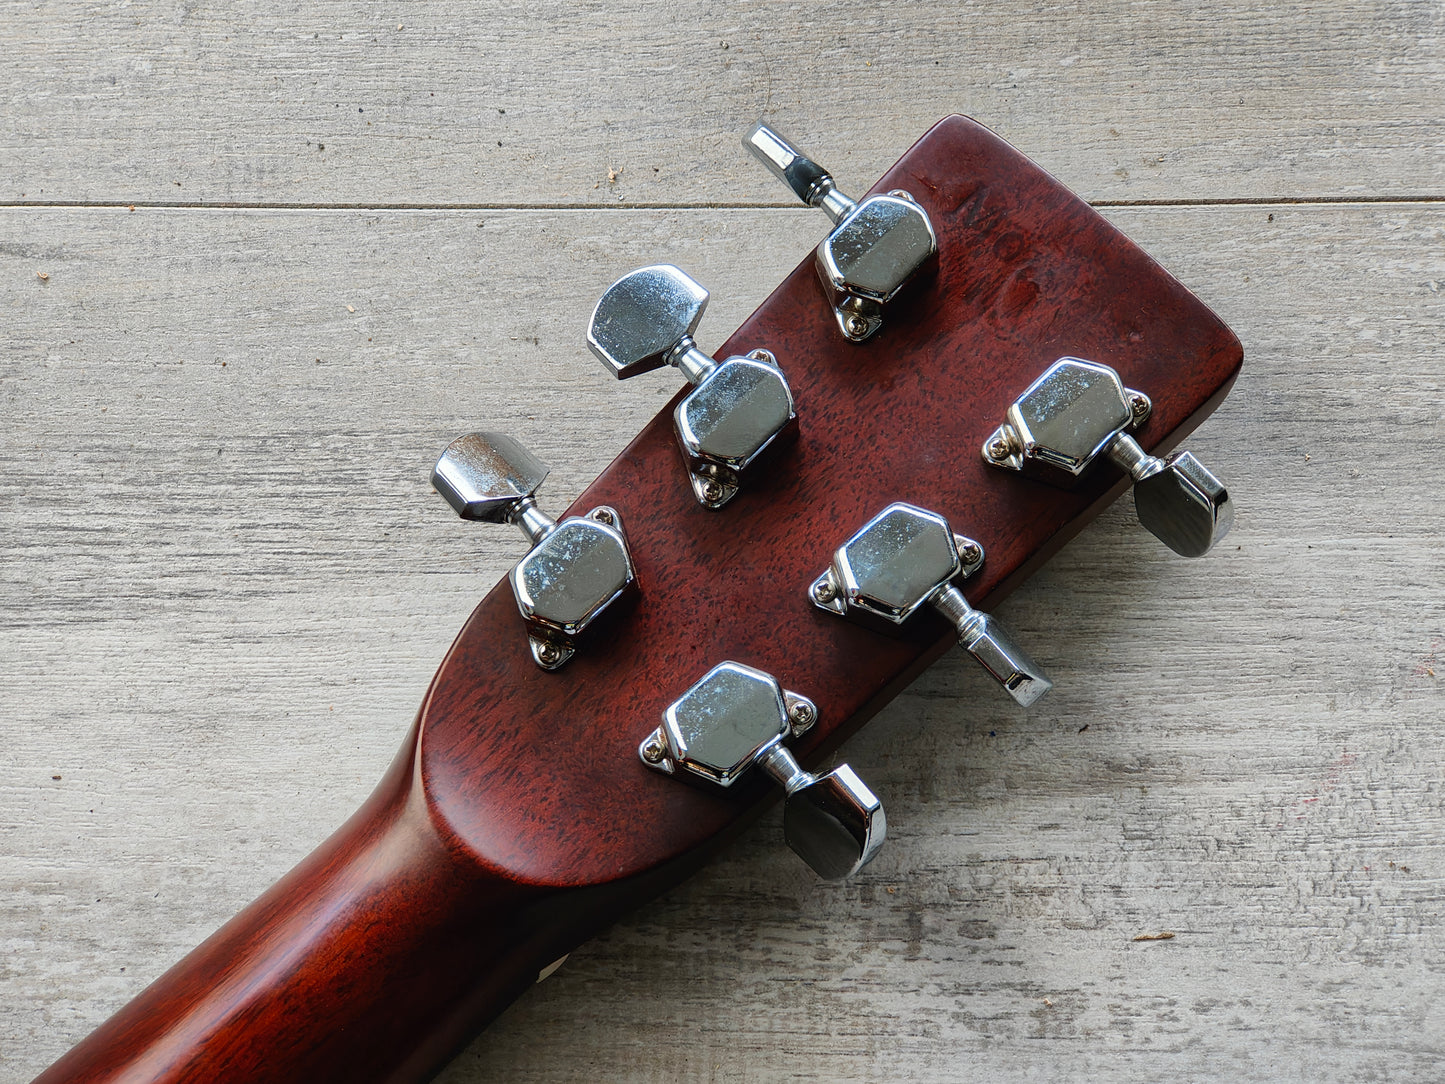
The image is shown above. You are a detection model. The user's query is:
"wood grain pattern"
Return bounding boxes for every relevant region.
[29,731,550,1083]
[19,116,1242,1082]
[423,117,1242,886]
[3,1,1443,1076]
[3,197,1442,1083]
[2,0,1441,207]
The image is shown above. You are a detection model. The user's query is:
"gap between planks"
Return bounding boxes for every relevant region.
[1,195,1444,213]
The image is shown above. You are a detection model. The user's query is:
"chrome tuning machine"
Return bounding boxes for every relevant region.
[743,121,938,343]
[640,661,885,880]
[588,264,798,510]
[983,357,1234,557]
[432,432,637,670]
[811,503,1052,707]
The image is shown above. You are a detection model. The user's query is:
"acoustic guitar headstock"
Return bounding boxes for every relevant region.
[419,115,1242,887]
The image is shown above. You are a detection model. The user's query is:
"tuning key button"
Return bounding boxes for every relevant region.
[743,121,938,343]
[983,357,1234,557]
[639,661,885,880]
[588,264,798,509]
[811,503,1052,707]
[432,432,637,670]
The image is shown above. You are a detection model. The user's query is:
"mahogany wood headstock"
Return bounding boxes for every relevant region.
[34,115,1241,1084]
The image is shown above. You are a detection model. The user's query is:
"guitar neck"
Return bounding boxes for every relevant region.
[34,116,1241,1083]
[31,718,721,1084]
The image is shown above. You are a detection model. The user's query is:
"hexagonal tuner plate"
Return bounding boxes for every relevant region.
[982,357,1148,480]
[819,193,937,303]
[509,506,636,654]
[674,351,798,508]
[587,264,709,379]
[818,193,937,342]
[810,503,977,628]
[644,661,793,786]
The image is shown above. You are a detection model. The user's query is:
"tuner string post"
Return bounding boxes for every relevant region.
[1104,432,1167,483]
[665,335,719,385]
[506,495,558,545]
[756,743,811,794]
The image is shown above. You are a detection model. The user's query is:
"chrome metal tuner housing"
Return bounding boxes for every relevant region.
[588,264,798,509]
[811,503,1052,707]
[983,357,1234,557]
[639,661,885,880]
[743,121,938,343]
[433,432,637,670]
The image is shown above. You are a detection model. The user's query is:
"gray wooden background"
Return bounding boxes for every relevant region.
[2,2,1442,1081]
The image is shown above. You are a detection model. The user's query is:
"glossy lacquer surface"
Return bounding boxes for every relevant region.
[34,116,1242,1083]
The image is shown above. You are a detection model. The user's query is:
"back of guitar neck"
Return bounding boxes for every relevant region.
[33,115,1241,1083]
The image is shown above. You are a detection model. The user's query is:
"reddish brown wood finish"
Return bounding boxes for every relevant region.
[34,116,1242,1083]
[32,717,697,1084]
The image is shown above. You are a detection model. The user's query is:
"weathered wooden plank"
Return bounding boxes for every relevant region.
[2,203,1442,1081]
[3,0,1442,208]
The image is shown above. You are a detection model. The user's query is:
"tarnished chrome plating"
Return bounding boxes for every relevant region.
[743,121,937,342]
[811,503,1052,707]
[983,357,1234,557]
[433,432,637,670]
[640,661,885,880]
[588,265,798,509]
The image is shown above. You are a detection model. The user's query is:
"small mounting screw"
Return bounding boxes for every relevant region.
[987,436,1013,461]
[591,507,615,525]
[959,542,982,565]
[536,642,562,665]
[746,348,777,365]
[812,579,837,603]
[844,314,869,338]
[642,736,666,763]
[1129,393,1152,419]
[788,700,816,728]
[701,479,725,503]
